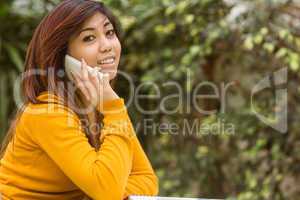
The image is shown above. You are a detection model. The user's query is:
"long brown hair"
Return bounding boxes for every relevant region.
[0,0,122,158]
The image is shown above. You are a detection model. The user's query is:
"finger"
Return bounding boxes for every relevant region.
[81,58,89,81]
[98,72,110,99]
[98,72,105,90]
[78,83,91,101]
[89,68,100,92]
[70,71,83,88]
[84,69,98,102]
[72,72,91,101]
[69,72,78,83]
[88,69,100,105]
[102,72,110,86]
[90,68,103,106]
[81,59,97,102]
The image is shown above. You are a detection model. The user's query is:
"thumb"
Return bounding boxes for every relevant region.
[99,72,110,86]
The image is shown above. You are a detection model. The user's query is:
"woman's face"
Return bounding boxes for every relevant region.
[67,12,121,80]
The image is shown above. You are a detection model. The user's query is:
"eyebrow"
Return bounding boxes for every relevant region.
[78,21,112,35]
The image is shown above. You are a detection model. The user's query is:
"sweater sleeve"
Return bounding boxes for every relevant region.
[123,134,159,199]
[26,98,134,200]
[98,99,159,199]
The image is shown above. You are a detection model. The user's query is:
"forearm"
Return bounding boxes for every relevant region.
[123,135,159,199]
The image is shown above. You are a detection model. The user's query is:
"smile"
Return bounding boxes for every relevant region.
[98,56,115,65]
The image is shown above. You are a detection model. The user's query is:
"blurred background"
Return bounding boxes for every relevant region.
[0,0,299,199]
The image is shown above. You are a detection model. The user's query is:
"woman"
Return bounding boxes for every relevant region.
[0,0,158,199]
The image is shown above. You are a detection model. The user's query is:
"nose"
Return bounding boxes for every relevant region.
[99,37,112,53]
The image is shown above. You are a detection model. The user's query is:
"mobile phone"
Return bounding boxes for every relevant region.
[64,54,106,82]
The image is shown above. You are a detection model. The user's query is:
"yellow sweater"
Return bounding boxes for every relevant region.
[0,92,158,199]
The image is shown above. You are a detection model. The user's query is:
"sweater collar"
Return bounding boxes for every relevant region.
[37,91,64,104]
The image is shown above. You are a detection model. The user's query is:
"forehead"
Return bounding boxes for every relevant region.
[81,12,111,28]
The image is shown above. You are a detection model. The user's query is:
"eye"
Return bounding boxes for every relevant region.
[106,29,115,37]
[83,35,95,42]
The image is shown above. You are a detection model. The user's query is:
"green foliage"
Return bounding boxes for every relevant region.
[1,0,299,199]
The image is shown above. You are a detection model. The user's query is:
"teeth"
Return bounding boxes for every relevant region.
[100,58,115,64]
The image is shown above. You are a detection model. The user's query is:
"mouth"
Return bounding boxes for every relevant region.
[98,56,116,67]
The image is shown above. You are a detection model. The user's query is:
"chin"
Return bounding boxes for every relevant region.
[108,71,117,80]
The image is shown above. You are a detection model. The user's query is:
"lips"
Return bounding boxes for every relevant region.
[98,56,115,65]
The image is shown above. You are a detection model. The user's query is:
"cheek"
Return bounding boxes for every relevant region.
[76,44,99,66]
[68,41,98,63]
[113,39,121,56]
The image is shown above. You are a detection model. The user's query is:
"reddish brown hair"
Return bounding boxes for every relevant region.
[0,0,122,157]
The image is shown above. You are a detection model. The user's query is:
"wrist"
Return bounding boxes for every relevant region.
[103,90,119,101]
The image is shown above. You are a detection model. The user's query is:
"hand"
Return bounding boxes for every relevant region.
[70,58,120,108]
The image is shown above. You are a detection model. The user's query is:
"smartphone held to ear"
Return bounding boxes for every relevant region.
[64,54,108,82]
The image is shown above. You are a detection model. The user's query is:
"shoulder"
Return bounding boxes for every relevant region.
[14,93,82,147]
[20,92,80,129]
[18,99,82,146]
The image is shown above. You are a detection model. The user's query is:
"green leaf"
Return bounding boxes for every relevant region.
[244,36,254,50]
[4,43,24,72]
[0,74,8,137]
